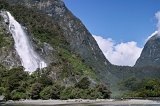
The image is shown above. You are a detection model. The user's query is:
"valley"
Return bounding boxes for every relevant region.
[0,0,160,102]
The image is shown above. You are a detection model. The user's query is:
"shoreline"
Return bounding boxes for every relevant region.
[4,99,111,105]
[3,99,160,105]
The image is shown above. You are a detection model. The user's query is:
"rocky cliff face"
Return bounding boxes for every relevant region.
[135,33,160,67]
[0,0,113,86]
[0,14,21,69]
[13,0,111,74]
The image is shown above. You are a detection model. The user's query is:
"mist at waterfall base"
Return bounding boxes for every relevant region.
[1,11,47,72]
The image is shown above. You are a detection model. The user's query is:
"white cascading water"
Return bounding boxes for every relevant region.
[2,11,47,72]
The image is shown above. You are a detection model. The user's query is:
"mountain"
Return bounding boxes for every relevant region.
[135,32,160,67]
[0,0,115,91]
[5,0,111,67]
[108,31,160,97]
[0,0,114,100]
[1,0,160,99]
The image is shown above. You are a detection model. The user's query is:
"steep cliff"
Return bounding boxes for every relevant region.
[0,12,21,69]
[8,0,111,70]
[135,32,160,67]
[0,0,114,87]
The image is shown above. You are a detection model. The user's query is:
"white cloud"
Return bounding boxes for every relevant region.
[144,11,160,42]
[145,11,160,41]
[93,35,143,66]
[156,11,160,35]
[145,31,158,42]
[92,11,160,66]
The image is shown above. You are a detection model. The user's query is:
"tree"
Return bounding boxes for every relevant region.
[30,83,42,99]
[6,67,28,91]
[37,74,52,86]
[60,86,73,100]
[40,84,61,100]
[0,87,5,95]
[40,86,52,100]
[75,77,90,89]
[96,84,111,99]
[11,90,27,100]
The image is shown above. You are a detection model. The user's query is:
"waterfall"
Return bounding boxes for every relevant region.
[1,11,47,72]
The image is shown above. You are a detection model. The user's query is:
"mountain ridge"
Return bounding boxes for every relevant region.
[135,31,160,67]
[0,0,112,100]
[0,0,115,86]
[6,0,112,73]
[1,0,160,99]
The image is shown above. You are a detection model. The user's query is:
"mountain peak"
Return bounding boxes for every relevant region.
[0,0,112,83]
[146,31,158,41]
[135,31,160,67]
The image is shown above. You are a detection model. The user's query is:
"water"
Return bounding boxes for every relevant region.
[1,11,47,72]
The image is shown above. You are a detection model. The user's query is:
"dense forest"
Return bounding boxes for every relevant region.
[0,65,111,100]
[119,77,160,98]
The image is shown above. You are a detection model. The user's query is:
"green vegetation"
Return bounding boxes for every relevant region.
[6,3,66,48]
[0,66,111,100]
[58,49,97,80]
[120,77,160,98]
[0,0,113,100]
[60,78,110,100]
[0,27,12,48]
[0,0,98,81]
[75,77,90,89]
[1,0,160,100]
[0,1,104,101]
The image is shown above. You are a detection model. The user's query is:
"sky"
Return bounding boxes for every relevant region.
[64,0,160,66]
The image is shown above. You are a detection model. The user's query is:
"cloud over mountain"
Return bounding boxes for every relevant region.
[93,35,142,66]
[146,11,160,40]
[93,11,160,66]
[156,11,160,35]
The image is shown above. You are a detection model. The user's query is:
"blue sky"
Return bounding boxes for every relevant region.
[64,0,160,46]
[64,0,160,66]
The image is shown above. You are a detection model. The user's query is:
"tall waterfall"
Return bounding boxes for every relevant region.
[1,11,47,72]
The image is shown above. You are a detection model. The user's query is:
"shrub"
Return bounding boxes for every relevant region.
[75,77,90,89]
[40,86,52,100]
[0,87,5,95]
[30,83,42,99]
[11,90,27,100]
[60,86,73,100]
[40,85,61,100]
[96,84,111,99]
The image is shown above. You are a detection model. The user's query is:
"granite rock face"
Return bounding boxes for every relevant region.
[0,16,21,69]
[135,33,160,67]
[0,11,55,70]
[0,0,115,87]
[5,0,111,78]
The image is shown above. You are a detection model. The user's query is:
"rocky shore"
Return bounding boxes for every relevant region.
[3,99,160,105]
